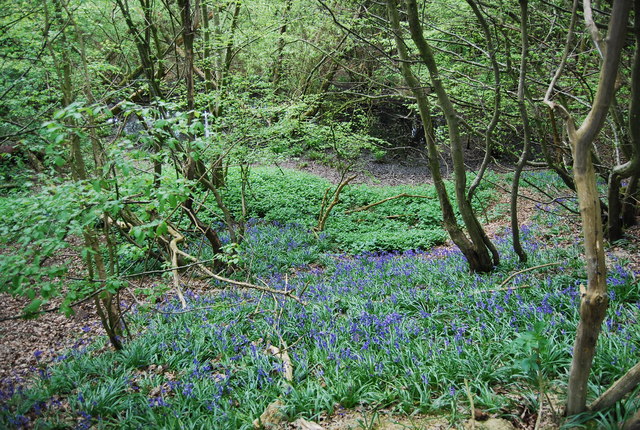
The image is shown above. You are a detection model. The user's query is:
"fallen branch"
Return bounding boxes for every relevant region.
[385,214,415,219]
[474,284,531,294]
[497,262,562,290]
[345,193,432,214]
[172,249,305,305]
[121,259,216,278]
[207,272,305,305]
[589,360,640,411]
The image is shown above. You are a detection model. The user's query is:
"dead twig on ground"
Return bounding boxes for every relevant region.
[345,193,432,214]
[497,262,562,290]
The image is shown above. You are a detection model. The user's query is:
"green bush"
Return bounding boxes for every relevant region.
[218,167,489,253]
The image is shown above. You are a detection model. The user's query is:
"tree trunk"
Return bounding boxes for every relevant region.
[510,0,532,263]
[465,0,501,201]
[272,0,293,90]
[178,0,195,114]
[386,0,496,273]
[560,0,631,415]
[179,0,228,257]
[50,0,123,350]
[201,1,213,93]
[403,0,498,272]
[608,0,640,240]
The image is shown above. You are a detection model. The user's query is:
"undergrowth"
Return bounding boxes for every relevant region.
[1,170,638,429]
[2,209,639,428]
[220,167,494,253]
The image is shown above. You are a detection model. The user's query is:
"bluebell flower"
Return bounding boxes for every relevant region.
[149,396,169,407]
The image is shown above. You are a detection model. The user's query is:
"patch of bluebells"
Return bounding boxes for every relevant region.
[7,414,29,428]
[235,220,330,276]
[76,411,93,430]
[3,218,640,428]
[149,396,170,408]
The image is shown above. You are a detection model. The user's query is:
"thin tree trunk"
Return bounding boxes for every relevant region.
[511,0,532,263]
[403,0,498,272]
[272,0,293,89]
[465,0,501,201]
[201,0,213,92]
[51,0,123,350]
[386,0,494,273]
[542,0,579,192]
[178,0,195,114]
[608,0,640,240]
[179,0,228,257]
[544,0,632,415]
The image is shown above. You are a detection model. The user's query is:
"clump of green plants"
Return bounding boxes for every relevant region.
[220,167,494,253]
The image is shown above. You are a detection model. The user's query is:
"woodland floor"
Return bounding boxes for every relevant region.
[2,160,639,429]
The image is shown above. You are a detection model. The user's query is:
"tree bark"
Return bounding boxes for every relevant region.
[403,0,498,272]
[510,0,532,263]
[608,0,640,240]
[589,360,640,411]
[552,0,632,415]
[386,0,496,273]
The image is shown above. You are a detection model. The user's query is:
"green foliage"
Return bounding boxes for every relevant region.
[220,167,489,253]
[509,321,551,379]
[0,183,111,315]
[200,76,385,167]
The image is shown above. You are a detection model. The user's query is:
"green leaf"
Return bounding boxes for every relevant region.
[23,299,43,318]
[156,221,168,236]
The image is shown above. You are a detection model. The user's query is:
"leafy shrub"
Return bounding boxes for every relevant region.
[219,167,490,253]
